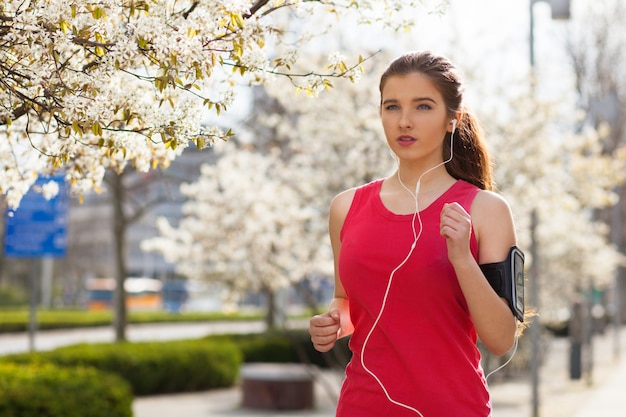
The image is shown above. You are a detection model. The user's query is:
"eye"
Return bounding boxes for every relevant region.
[384,104,399,111]
[417,103,432,110]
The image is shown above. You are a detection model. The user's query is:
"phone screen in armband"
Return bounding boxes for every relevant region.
[480,246,525,322]
[512,248,525,321]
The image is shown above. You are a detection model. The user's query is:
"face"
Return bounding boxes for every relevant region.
[379,72,452,164]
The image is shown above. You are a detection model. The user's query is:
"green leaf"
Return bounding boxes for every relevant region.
[72,121,83,136]
[230,12,245,29]
[92,7,105,20]
[60,20,70,33]
[91,122,102,136]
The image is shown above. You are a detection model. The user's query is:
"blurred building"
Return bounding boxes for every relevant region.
[56,146,215,306]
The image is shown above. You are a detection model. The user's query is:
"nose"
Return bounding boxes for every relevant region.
[399,110,412,129]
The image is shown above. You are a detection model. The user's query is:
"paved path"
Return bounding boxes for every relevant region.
[575,341,626,417]
[0,321,266,355]
[490,325,626,417]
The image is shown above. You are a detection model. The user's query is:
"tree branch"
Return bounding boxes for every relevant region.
[244,0,270,18]
[182,1,200,19]
[0,104,28,126]
[71,36,115,49]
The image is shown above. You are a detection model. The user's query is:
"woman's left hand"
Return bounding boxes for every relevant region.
[440,202,472,264]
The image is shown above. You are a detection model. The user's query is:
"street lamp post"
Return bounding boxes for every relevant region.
[527,1,570,416]
[530,0,571,66]
[528,209,540,417]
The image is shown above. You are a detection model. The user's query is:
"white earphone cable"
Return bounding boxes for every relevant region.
[359,123,456,416]
[486,325,520,381]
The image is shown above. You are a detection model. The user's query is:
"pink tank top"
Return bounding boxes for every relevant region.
[336,179,490,417]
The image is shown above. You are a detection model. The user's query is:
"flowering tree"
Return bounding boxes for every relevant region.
[143,147,319,326]
[2,0,449,341]
[0,0,446,209]
[567,0,626,327]
[483,88,626,317]
[142,56,396,325]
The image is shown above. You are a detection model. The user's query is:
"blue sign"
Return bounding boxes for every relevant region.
[4,175,69,258]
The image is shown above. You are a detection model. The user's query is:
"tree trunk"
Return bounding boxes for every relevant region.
[265,286,275,330]
[569,299,586,380]
[110,172,128,342]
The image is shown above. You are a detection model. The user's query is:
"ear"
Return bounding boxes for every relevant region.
[448,111,462,132]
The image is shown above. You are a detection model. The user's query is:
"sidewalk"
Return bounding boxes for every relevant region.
[576,355,626,417]
[133,326,626,417]
[0,321,266,355]
[490,325,626,417]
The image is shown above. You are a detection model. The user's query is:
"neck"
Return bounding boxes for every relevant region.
[395,163,451,195]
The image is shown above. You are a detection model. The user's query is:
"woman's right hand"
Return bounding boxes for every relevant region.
[309,309,341,352]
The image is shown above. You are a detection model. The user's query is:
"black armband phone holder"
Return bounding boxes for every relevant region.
[479,246,525,322]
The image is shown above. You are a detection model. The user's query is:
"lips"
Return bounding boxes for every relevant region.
[397,135,416,146]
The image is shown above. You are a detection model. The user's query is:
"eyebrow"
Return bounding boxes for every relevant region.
[381,97,438,106]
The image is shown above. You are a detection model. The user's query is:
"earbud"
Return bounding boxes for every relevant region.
[451,119,457,133]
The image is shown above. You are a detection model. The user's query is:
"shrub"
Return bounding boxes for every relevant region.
[0,363,132,417]
[225,329,352,369]
[1,339,242,396]
[235,332,300,363]
[0,287,27,307]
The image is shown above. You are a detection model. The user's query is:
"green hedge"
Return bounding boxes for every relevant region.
[224,329,352,369]
[1,339,242,396]
[0,287,27,307]
[0,329,352,416]
[0,328,347,410]
[0,363,132,417]
[0,309,263,333]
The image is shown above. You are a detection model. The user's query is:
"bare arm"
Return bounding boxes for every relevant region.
[440,190,518,356]
[309,189,355,352]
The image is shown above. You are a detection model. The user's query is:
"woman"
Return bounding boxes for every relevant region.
[308,51,519,416]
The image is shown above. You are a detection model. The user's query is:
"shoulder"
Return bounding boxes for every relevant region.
[329,179,384,238]
[471,190,517,263]
[471,189,513,216]
[328,188,358,244]
[330,179,381,217]
[331,187,357,212]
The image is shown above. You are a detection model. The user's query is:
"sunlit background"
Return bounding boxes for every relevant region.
[1,1,625,416]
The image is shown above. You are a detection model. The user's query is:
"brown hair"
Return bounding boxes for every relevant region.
[379,51,493,191]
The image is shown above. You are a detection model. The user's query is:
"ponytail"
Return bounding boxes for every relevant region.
[444,110,493,191]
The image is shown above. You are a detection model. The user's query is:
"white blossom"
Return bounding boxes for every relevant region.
[142,55,395,307]
[484,86,626,315]
[2,0,436,208]
[40,180,60,200]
